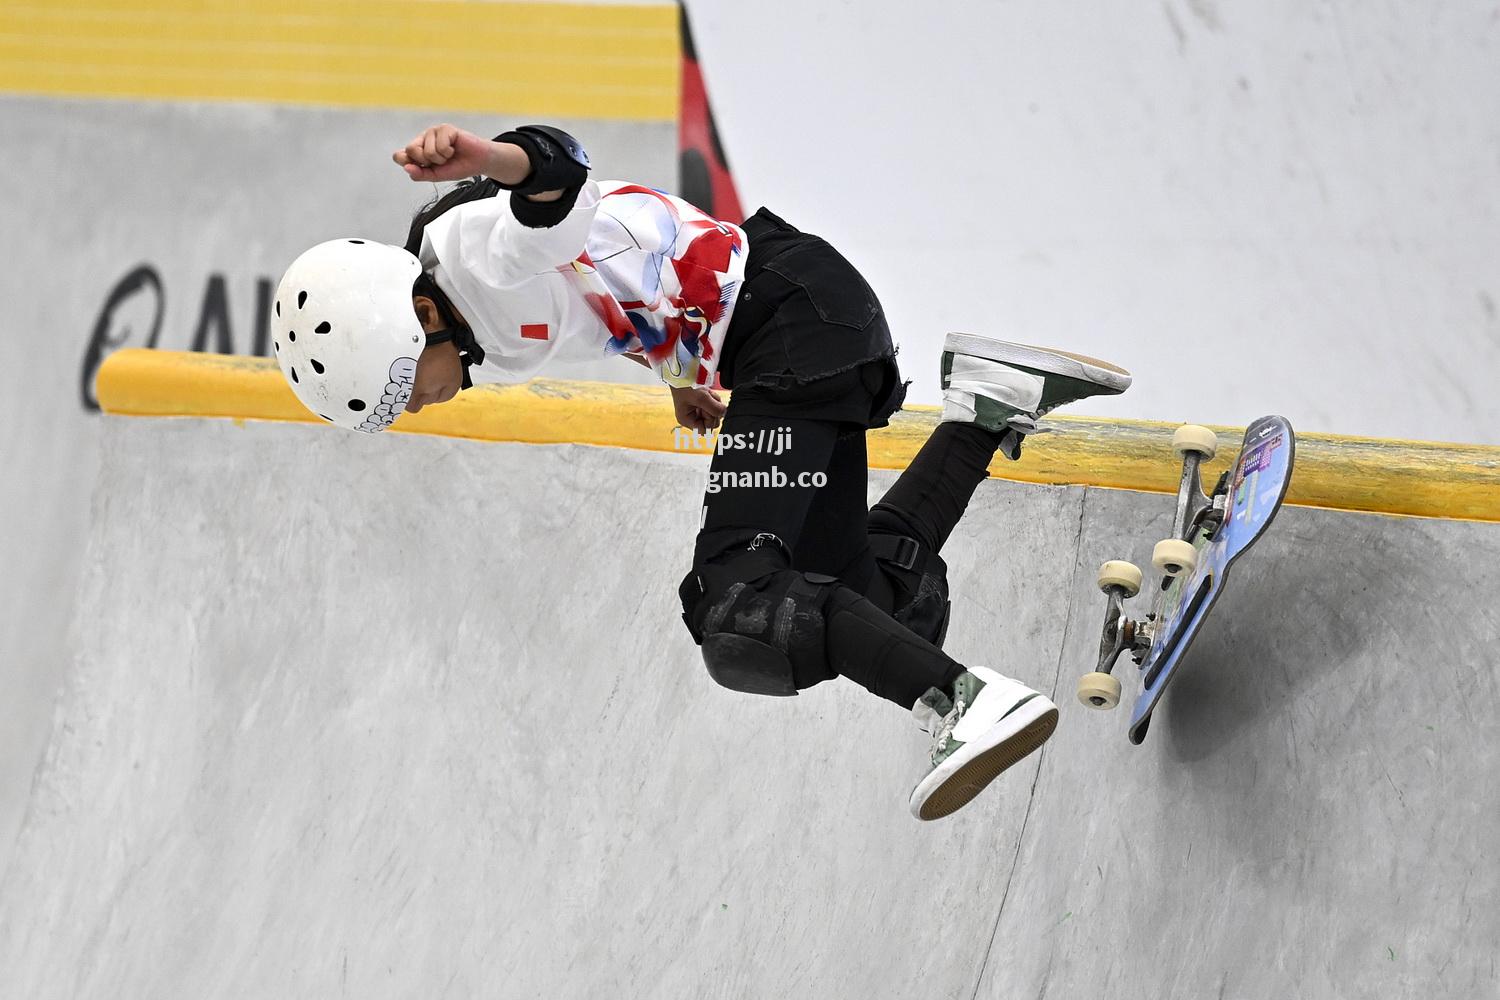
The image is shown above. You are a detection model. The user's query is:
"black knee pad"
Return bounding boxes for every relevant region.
[700,633,797,697]
[869,532,952,649]
[678,544,837,696]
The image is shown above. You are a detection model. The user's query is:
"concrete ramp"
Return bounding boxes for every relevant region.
[1,416,1496,999]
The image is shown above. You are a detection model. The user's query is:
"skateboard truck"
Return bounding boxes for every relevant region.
[1078,562,1152,709]
[1150,424,1223,579]
[1077,424,1222,711]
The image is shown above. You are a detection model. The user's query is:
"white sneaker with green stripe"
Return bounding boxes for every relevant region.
[909,666,1059,821]
[941,333,1132,456]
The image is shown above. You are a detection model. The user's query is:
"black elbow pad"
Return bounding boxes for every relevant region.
[493,124,591,195]
[493,125,591,228]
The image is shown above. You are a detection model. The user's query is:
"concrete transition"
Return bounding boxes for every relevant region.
[0,416,1495,999]
[0,92,674,885]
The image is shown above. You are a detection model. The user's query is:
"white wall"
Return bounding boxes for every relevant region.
[689,0,1500,445]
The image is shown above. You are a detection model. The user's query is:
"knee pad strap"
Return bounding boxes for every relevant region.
[869,533,953,648]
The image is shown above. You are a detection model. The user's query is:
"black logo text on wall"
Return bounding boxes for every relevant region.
[80,267,279,411]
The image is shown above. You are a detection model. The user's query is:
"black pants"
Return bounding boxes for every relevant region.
[682,209,1007,709]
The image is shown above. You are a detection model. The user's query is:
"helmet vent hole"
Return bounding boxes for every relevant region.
[348,239,365,245]
[311,359,325,375]
[297,291,307,309]
[290,368,299,384]
[288,331,296,342]
[319,414,333,422]
[348,399,367,412]
[315,321,331,334]
[275,301,280,317]
[273,341,280,352]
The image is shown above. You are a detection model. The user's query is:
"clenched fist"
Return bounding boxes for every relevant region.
[393,124,497,183]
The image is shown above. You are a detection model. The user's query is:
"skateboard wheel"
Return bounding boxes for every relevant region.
[1097,560,1143,597]
[1077,672,1122,710]
[1172,424,1218,459]
[1152,538,1197,576]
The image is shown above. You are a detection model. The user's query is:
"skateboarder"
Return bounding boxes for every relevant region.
[270,123,1132,819]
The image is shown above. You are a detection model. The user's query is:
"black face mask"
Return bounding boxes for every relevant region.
[413,273,485,389]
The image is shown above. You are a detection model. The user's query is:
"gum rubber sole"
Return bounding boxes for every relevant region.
[916,706,1060,821]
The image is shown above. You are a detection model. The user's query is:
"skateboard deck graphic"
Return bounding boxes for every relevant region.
[1126,415,1296,743]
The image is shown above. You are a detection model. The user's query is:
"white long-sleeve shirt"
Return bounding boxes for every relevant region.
[418,180,748,389]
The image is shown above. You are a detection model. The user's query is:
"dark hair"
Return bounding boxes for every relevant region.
[402,176,503,256]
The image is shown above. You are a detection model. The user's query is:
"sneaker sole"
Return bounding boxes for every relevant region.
[911,698,1060,821]
[943,333,1132,393]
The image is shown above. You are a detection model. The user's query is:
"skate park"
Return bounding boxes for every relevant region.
[4,1,1499,997]
[0,351,1494,998]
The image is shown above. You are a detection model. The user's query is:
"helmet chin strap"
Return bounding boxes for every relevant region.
[424,328,485,389]
[415,273,486,389]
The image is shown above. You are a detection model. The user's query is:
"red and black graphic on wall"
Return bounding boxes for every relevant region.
[678,3,744,224]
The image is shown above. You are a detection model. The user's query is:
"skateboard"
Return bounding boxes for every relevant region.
[1076,415,1296,744]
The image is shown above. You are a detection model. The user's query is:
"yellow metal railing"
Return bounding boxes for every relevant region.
[97,349,1500,523]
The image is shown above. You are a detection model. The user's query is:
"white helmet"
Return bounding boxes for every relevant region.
[271,239,426,433]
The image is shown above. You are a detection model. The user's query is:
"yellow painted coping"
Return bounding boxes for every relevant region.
[98,349,1500,523]
[0,0,678,122]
